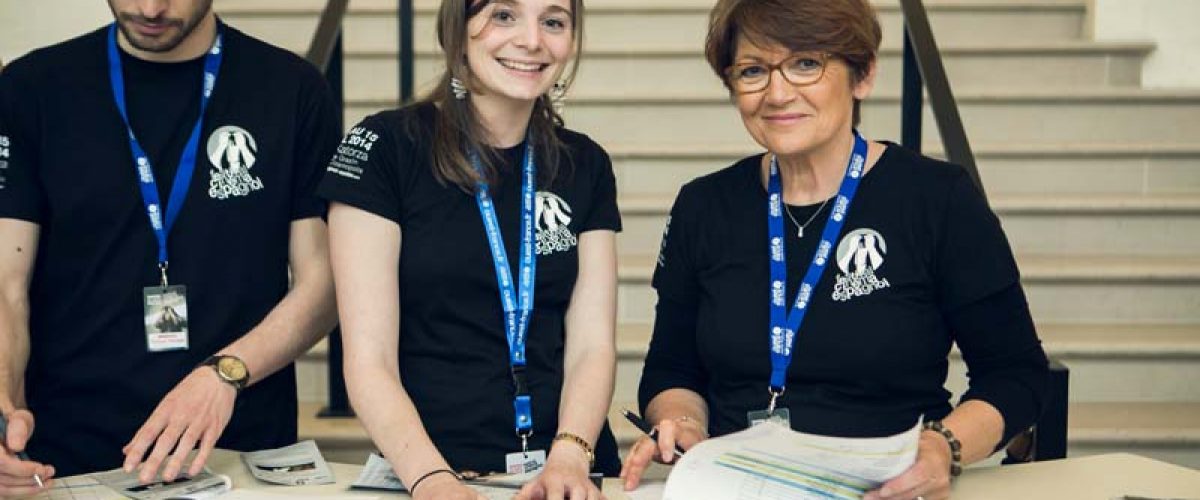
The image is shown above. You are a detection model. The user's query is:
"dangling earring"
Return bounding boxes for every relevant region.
[550,81,567,114]
[451,77,468,100]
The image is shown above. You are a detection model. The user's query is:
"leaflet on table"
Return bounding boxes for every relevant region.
[214,491,375,500]
[240,439,336,486]
[662,419,922,500]
[350,452,532,499]
[93,467,231,500]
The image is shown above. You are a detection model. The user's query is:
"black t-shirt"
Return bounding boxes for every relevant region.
[641,144,1049,443]
[0,24,340,475]
[317,103,623,475]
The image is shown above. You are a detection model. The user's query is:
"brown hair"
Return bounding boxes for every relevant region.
[704,0,881,125]
[418,0,585,191]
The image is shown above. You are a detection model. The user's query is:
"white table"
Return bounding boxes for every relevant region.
[51,450,1200,499]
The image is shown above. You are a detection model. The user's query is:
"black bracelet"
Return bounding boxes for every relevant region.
[922,420,963,477]
[409,468,461,494]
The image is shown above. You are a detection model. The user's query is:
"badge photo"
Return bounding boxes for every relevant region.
[143,285,190,352]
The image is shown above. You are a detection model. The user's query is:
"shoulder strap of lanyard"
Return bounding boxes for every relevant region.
[766,132,869,404]
[471,141,538,445]
[107,22,224,283]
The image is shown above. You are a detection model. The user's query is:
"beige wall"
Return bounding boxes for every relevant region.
[1092,0,1200,88]
[0,1,112,65]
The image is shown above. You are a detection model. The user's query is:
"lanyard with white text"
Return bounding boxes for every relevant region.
[107,23,223,285]
[765,131,868,412]
[472,141,537,451]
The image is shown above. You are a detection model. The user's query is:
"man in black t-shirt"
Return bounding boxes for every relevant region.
[0,0,340,493]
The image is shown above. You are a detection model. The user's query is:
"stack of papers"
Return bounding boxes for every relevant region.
[662,419,921,500]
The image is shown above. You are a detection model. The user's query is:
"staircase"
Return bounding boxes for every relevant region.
[215,0,1200,468]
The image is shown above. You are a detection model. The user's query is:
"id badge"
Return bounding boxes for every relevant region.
[747,408,791,427]
[504,449,546,475]
[143,285,190,352]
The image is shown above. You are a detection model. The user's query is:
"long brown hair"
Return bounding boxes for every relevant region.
[421,0,585,191]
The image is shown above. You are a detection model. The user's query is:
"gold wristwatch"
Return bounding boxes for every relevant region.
[199,354,250,393]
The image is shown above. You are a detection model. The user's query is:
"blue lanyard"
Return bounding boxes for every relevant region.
[472,141,538,445]
[766,132,868,410]
[107,23,224,285]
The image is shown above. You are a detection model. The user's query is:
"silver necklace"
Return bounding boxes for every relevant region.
[783,197,831,238]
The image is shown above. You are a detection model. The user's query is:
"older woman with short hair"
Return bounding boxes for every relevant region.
[620,1,1049,499]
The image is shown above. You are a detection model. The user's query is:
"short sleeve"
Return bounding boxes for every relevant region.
[651,182,702,304]
[316,113,405,224]
[0,64,46,223]
[289,73,342,220]
[935,170,1020,311]
[578,144,621,233]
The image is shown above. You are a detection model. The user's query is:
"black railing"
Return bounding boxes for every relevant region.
[897,0,983,198]
[305,0,353,419]
[898,0,1068,461]
[399,0,415,103]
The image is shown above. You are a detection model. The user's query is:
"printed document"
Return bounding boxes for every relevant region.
[662,419,921,500]
[241,440,336,486]
[351,452,530,499]
[93,467,231,500]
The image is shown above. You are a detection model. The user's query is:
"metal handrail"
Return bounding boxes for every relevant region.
[897,0,984,199]
[898,0,1067,461]
[305,0,350,73]
[305,0,353,418]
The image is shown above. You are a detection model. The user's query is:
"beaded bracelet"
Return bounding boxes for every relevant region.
[922,420,963,476]
[409,468,462,494]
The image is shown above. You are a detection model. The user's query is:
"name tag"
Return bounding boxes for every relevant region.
[747,408,791,428]
[143,285,190,352]
[504,449,546,475]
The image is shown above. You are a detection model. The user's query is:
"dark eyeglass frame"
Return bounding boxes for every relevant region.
[723,52,832,95]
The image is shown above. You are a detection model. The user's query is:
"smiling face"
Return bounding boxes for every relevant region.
[464,0,575,105]
[731,36,875,158]
[107,0,213,53]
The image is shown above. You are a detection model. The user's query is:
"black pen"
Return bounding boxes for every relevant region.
[620,409,686,459]
[0,413,45,488]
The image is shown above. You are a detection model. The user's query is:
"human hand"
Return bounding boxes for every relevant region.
[619,417,706,491]
[0,410,54,498]
[516,443,602,500]
[121,367,236,483]
[864,430,952,500]
[411,472,486,500]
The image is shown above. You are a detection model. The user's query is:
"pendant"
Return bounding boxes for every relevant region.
[797,226,804,239]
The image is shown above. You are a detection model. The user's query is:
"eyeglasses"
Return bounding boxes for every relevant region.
[724,52,831,94]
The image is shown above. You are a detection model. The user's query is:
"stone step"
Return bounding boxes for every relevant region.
[345,89,1200,147]
[337,41,1149,100]
[298,323,1200,406]
[217,0,1087,55]
[1067,402,1200,469]
[616,194,1200,259]
[295,401,1200,469]
[607,401,1200,450]
[610,323,1200,405]
[613,323,1200,360]
[608,144,1200,197]
[615,255,1200,324]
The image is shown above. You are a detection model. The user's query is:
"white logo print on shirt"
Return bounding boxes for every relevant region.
[535,192,577,255]
[206,125,264,199]
[832,228,891,302]
[0,134,10,190]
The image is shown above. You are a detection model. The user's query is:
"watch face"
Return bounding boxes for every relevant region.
[217,357,247,381]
